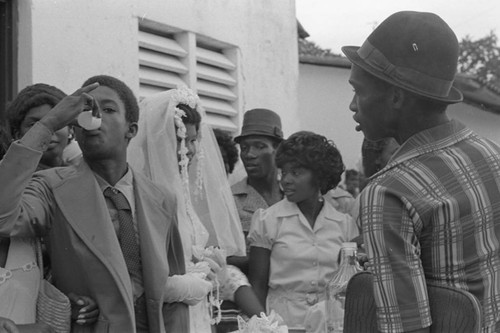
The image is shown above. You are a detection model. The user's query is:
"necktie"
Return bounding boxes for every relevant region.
[103,187,143,287]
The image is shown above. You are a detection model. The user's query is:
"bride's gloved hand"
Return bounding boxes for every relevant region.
[164,273,212,306]
[203,257,224,283]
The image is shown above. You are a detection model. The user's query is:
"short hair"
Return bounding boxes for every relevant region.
[0,125,12,160]
[214,129,239,174]
[276,131,345,194]
[177,103,201,130]
[82,75,139,124]
[7,83,66,136]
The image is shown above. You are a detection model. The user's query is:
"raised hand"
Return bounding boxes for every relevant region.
[39,83,99,133]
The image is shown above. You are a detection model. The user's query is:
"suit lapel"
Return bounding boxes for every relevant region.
[132,170,170,301]
[52,161,134,308]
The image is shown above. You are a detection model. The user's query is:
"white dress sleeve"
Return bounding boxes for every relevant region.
[247,208,275,250]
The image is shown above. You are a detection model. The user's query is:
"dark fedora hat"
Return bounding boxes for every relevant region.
[234,108,283,143]
[342,11,463,104]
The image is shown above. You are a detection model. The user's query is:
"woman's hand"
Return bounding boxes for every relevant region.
[203,257,226,284]
[68,293,99,325]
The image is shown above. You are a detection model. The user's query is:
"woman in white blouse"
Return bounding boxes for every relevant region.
[248,131,359,330]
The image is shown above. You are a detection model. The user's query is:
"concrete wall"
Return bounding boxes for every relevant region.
[136,0,299,134]
[448,103,500,145]
[17,0,300,135]
[298,62,364,169]
[18,0,139,95]
[299,62,500,170]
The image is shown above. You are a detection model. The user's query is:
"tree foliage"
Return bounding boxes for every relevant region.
[298,38,341,58]
[458,31,500,83]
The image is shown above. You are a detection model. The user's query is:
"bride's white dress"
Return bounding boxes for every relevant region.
[180,203,212,333]
[126,87,249,333]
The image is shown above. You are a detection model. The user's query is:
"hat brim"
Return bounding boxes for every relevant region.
[342,46,463,104]
[234,133,283,143]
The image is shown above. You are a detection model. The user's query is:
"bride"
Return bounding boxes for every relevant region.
[128,87,264,332]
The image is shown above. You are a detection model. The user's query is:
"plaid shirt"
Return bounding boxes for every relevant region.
[359,120,500,333]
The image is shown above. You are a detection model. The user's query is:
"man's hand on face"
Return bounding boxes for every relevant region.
[39,83,100,133]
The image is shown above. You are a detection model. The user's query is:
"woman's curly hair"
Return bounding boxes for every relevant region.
[276,131,345,194]
[7,83,66,137]
[213,129,239,174]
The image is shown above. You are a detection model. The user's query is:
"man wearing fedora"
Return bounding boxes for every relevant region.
[231,108,284,239]
[343,11,500,333]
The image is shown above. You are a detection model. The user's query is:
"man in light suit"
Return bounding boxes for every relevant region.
[0,75,188,332]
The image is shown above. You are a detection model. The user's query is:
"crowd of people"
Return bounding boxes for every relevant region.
[0,10,499,333]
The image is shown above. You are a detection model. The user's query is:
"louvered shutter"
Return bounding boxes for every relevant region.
[137,23,240,133]
[196,45,238,132]
[138,29,187,99]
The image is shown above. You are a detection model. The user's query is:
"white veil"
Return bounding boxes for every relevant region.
[128,87,246,258]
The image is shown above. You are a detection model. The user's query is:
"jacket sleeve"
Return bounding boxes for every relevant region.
[0,132,54,237]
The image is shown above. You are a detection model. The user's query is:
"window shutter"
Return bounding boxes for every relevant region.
[138,22,240,132]
[196,45,238,132]
[138,30,187,99]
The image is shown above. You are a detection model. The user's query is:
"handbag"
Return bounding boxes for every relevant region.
[35,239,71,333]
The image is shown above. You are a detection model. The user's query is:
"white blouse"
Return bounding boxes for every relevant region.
[248,198,359,328]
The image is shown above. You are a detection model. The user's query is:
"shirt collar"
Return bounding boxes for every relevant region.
[372,120,473,178]
[232,177,251,195]
[94,165,135,214]
[274,197,347,222]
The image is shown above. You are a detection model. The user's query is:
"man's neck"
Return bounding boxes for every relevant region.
[396,111,450,145]
[86,157,128,186]
[247,172,283,206]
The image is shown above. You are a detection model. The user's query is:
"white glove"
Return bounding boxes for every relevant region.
[187,261,211,276]
[193,246,227,284]
[164,273,212,306]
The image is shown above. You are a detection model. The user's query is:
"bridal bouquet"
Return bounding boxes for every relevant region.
[232,310,288,333]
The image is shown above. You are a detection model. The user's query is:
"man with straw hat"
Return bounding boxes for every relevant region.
[343,11,500,332]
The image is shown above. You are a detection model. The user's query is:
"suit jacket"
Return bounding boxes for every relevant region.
[0,142,188,332]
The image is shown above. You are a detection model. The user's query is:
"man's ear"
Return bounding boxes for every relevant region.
[126,122,138,140]
[391,87,406,109]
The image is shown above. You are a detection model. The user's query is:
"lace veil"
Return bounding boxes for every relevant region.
[127,87,246,257]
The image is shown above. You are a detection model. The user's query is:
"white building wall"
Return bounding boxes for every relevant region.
[448,103,500,145]
[19,0,139,95]
[16,0,300,136]
[298,62,364,169]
